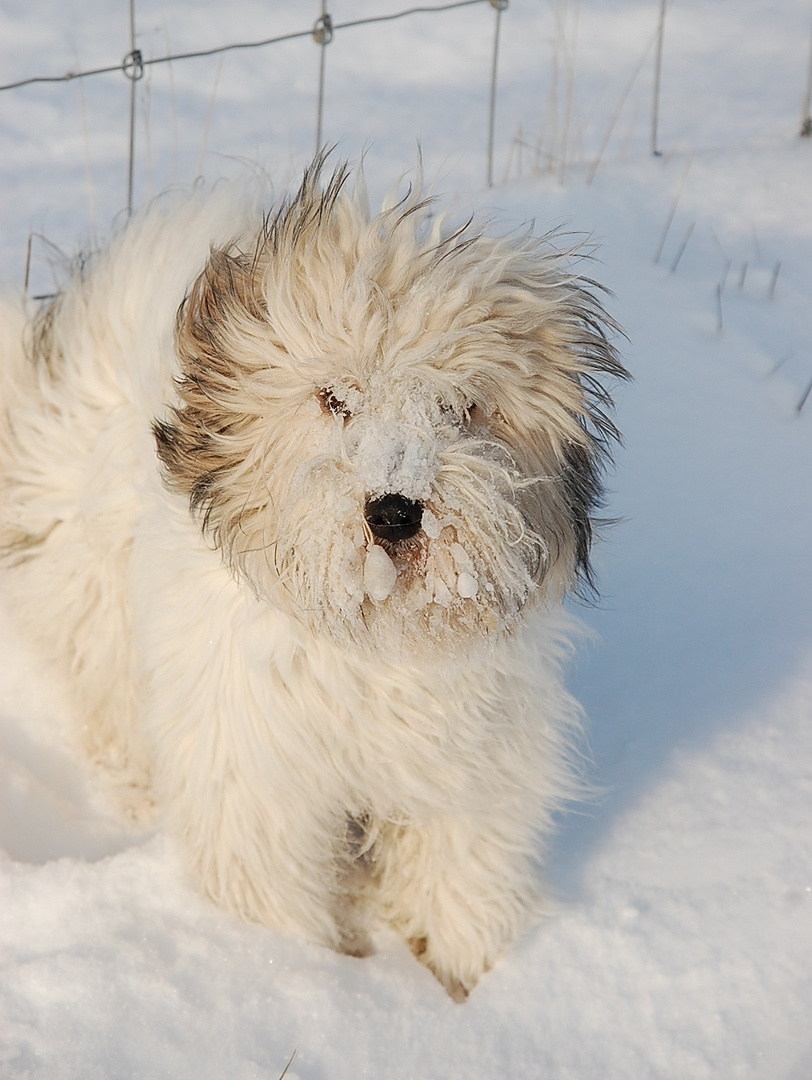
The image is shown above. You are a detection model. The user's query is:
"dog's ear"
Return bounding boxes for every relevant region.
[559,437,606,596]
[544,277,626,596]
[153,159,353,541]
[474,247,628,597]
[153,246,270,533]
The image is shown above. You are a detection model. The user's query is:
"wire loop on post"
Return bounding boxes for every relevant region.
[122,49,144,81]
[489,0,508,10]
[313,14,334,46]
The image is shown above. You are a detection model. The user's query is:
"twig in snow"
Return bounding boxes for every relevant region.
[586,24,658,185]
[718,258,731,294]
[278,1050,298,1079]
[653,153,692,263]
[23,234,33,295]
[669,220,694,273]
[768,261,781,299]
[797,375,812,413]
[767,353,791,376]
[76,73,97,247]
[196,53,224,179]
[558,0,581,185]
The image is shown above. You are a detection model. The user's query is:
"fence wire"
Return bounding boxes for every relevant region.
[0,0,492,92]
[0,0,506,205]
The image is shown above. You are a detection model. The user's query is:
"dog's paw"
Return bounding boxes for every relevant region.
[101,778,160,826]
[85,752,159,826]
[337,924,374,959]
[408,934,483,1003]
[440,977,471,1005]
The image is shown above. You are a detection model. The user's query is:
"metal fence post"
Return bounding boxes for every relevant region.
[313,3,334,154]
[123,0,144,215]
[801,11,812,136]
[486,0,508,187]
[651,0,667,155]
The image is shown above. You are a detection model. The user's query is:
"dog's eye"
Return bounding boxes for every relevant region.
[318,388,351,421]
[439,399,477,425]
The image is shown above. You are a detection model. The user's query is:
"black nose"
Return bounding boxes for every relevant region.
[364,493,424,543]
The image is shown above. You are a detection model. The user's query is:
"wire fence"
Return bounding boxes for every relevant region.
[3,1,810,218]
[0,0,510,215]
[2,1,810,408]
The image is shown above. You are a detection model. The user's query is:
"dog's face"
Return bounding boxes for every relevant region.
[154,162,625,653]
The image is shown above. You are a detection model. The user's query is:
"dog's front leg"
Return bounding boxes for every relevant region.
[131,502,351,947]
[153,731,347,949]
[139,648,345,946]
[370,813,540,1001]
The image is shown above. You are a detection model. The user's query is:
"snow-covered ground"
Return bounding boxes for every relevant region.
[1,2,811,1077]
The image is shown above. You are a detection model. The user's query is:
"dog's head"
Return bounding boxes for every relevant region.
[154,159,627,653]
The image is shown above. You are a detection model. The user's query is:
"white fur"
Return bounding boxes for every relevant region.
[0,163,623,999]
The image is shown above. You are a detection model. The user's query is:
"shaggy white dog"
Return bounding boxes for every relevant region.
[0,159,625,1000]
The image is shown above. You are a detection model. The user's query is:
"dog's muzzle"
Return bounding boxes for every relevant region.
[364,493,424,544]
